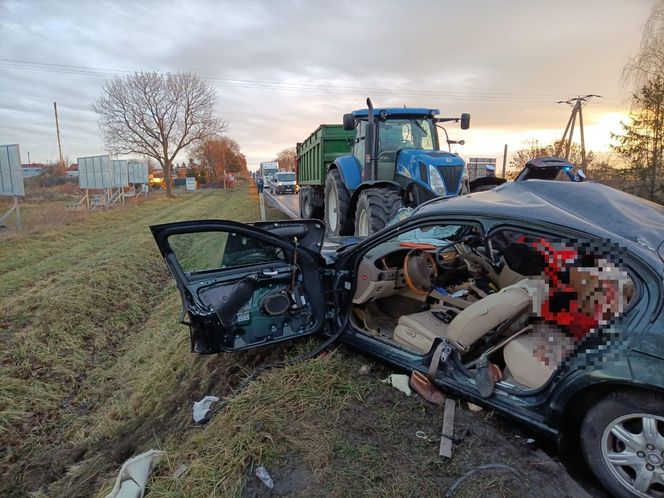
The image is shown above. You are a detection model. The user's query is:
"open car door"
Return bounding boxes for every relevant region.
[151,219,327,354]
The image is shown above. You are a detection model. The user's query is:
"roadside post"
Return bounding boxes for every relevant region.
[259,192,266,221]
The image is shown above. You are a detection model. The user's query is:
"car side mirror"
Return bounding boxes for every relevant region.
[460,113,471,130]
[343,113,355,131]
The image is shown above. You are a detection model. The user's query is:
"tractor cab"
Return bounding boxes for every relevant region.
[343,103,470,206]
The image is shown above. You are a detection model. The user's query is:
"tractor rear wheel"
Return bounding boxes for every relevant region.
[324,169,353,236]
[354,188,403,236]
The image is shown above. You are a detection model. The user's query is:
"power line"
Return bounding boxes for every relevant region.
[0,58,619,105]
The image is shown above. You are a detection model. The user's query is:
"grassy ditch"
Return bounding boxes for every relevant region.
[0,184,276,496]
[1,185,591,498]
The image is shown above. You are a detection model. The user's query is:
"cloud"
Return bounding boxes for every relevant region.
[0,0,653,167]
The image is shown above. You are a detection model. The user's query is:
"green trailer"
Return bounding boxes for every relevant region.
[296,124,354,220]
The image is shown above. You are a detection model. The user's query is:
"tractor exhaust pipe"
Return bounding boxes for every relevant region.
[365,97,377,181]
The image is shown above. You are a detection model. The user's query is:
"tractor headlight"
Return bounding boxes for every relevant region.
[428,164,446,196]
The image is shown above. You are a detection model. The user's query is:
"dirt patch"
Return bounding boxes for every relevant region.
[237,358,600,498]
[242,457,315,497]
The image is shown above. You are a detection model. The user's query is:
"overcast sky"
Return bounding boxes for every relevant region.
[0,0,655,170]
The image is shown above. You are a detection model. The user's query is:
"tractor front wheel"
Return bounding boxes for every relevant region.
[354,188,403,236]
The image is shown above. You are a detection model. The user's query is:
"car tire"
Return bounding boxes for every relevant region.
[324,169,353,236]
[354,188,403,236]
[580,391,664,498]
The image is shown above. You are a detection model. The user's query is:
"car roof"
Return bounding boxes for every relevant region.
[418,180,664,267]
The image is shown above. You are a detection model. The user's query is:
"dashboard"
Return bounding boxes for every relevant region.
[353,241,411,304]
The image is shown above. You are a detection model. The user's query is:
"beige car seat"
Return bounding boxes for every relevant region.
[503,263,629,389]
[503,325,574,389]
[394,283,532,354]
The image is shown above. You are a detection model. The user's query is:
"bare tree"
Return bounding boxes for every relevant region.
[275,147,297,171]
[93,72,225,197]
[623,1,664,86]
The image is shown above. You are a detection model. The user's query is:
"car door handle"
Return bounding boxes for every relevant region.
[262,269,279,276]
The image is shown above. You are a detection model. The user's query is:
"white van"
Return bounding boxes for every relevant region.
[270,171,297,195]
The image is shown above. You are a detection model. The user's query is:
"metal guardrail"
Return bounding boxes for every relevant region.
[261,190,299,219]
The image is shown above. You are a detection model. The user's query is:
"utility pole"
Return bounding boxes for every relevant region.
[501,144,508,178]
[27,151,30,164]
[53,102,65,174]
[555,95,601,168]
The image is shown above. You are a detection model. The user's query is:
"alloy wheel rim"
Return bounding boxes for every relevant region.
[601,413,664,497]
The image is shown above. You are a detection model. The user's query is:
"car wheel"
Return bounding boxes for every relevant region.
[354,188,403,236]
[324,169,352,236]
[580,391,664,498]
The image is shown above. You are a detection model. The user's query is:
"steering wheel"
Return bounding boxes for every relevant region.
[403,249,438,296]
[435,243,459,267]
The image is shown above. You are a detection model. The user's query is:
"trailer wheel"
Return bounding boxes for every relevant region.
[355,188,403,236]
[299,187,313,218]
[324,169,353,236]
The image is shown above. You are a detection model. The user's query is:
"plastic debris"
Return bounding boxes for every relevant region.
[358,364,372,375]
[255,466,274,489]
[466,402,483,412]
[192,395,219,423]
[105,449,165,498]
[172,464,188,479]
[445,464,521,497]
[381,374,412,396]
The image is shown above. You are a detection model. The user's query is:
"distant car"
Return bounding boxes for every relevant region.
[152,181,664,498]
[269,171,297,195]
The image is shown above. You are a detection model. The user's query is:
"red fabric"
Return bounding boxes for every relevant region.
[524,237,598,340]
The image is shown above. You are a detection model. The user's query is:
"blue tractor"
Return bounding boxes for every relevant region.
[322,98,470,236]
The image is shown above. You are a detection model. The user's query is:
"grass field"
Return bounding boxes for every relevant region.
[0,184,595,498]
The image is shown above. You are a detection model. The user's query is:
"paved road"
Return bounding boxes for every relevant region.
[263,190,300,219]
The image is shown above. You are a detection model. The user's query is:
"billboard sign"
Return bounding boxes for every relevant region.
[111,160,129,188]
[127,160,149,184]
[78,155,113,189]
[0,144,25,197]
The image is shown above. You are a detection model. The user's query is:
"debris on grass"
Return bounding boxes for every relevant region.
[358,364,372,375]
[192,395,219,423]
[381,373,412,395]
[467,402,483,412]
[439,398,456,458]
[444,463,522,497]
[172,463,188,479]
[105,449,164,498]
[255,466,274,489]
